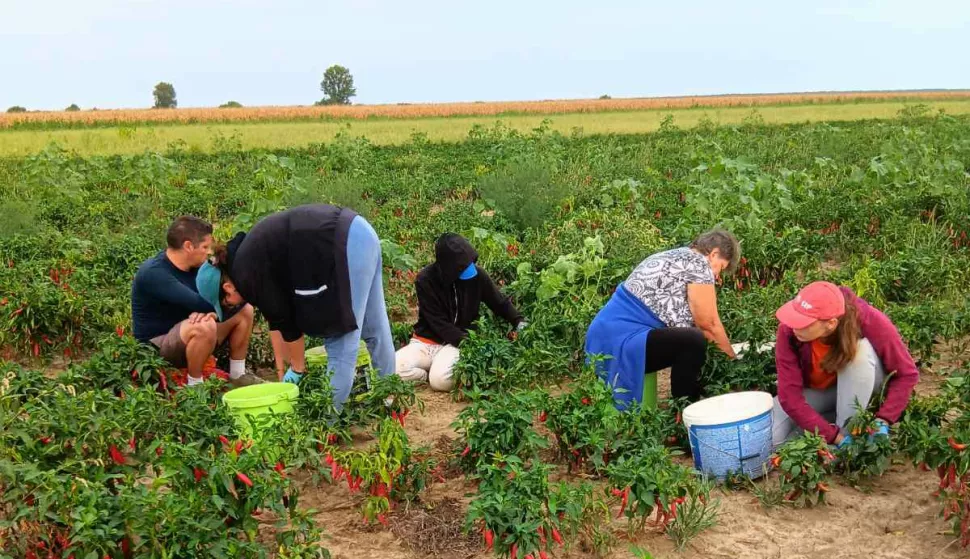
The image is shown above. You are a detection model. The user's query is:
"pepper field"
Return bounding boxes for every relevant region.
[1,105,970,558]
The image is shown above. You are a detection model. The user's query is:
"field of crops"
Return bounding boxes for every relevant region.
[4,91,970,130]
[2,112,970,558]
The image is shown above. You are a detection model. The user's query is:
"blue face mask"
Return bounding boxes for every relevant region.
[458,263,478,281]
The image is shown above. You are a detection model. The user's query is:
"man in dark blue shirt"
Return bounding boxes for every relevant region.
[131,216,260,387]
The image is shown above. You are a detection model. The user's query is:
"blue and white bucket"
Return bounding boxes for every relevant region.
[683,391,774,480]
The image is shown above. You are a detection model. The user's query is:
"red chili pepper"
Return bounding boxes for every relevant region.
[461,446,471,457]
[539,552,549,559]
[483,528,494,550]
[274,462,286,477]
[193,467,205,483]
[156,445,163,457]
[218,435,230,447]
[235,441,244,454]
[581,397,591,405]
[325,454,335,465]
[115,326,124,337]
[617,488,629,519]
[510,543,518,559]
[327,433,338,445]
[537,525,546,545]
[39,436,51,445]
[377,514,388,526]
[128,437,136,452]
[109,445,125,465]
[948,437,967,451]
[551,528,563,545]
[236,472,253,487]
[524,555,534,559]
[538,411,547,422]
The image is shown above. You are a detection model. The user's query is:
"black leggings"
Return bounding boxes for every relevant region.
[645,327,707,402]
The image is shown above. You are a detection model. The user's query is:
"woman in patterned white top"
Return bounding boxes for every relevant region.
[585,229,740,407]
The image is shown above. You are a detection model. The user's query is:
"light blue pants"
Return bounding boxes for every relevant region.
[324,216,395,409]
[771,339,886,449]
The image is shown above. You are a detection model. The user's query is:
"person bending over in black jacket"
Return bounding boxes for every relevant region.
[195,204,395,410]
[395,233,526,391]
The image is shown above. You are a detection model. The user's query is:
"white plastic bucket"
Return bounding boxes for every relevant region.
[683,391,774,480]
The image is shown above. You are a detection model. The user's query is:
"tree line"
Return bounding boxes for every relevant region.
[6,65,356,113]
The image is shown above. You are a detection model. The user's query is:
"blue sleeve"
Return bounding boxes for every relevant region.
[141,266,214,314]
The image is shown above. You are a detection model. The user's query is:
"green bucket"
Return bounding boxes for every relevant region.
[306,340,371,369]
[222,382,299,437]
[642,371,658,410]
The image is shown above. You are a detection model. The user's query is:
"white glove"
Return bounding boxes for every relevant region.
[516,321,529,332]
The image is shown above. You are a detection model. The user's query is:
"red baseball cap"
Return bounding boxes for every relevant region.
[775,281,846,329]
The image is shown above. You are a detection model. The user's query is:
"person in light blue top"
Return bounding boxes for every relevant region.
[584,228,740,409]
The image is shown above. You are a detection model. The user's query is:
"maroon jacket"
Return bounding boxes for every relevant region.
[775,287,919,443]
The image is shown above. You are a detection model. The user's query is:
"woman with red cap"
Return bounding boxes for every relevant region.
[771,281,920,449]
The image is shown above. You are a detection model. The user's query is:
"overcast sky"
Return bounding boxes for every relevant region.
[2,0,968,110]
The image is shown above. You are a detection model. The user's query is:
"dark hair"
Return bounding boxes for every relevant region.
[166,216,213,250]
[821,297,861,373]
[690,228,741,274]
[211,244,232,301]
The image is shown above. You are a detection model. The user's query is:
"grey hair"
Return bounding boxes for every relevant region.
[690,228,741,274]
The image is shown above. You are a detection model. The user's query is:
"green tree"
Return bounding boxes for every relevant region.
[219,101,243,108]
[65,104,81,112]
[153,82,177,109]
[6,106,26,113]
[318,65,356,105]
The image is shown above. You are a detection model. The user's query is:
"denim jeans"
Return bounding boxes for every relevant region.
[323,216,395,409]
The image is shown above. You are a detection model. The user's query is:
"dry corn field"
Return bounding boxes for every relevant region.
[4,90,970,128]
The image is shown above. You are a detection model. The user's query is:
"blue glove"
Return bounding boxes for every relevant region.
[283,368,303,385]
[871,419,890,439]
[837,434,853,449]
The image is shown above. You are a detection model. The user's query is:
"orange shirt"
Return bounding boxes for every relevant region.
[806,340,837,390]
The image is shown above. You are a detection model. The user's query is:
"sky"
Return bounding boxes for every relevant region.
[2,0,969,111]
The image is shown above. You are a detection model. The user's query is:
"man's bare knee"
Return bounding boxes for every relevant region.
[238,304,254,323]
[183,320,217,346]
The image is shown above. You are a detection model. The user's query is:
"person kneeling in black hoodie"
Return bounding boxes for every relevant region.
[396,233,526,391]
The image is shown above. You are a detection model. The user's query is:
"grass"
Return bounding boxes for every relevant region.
[2,99,970,157]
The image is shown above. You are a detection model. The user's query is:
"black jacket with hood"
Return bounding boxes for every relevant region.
[227,204,358,342]
[412,233,522,347]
